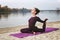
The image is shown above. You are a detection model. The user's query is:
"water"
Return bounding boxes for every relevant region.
[0,11,60,28]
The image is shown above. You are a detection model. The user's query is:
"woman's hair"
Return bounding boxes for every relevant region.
[35,8,40,15]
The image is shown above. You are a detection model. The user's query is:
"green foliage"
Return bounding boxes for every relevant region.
[0,7,11,14]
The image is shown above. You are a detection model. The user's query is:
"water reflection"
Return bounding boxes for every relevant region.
[56,10,60,15]
[0,10,60,19]
[0,12,11,19]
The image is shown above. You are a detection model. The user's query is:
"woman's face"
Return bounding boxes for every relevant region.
[31,8,36,15]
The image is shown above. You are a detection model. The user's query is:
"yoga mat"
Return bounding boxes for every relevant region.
[10,28,59,38]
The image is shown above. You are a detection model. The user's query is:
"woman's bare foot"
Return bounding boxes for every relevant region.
[33,32,36,35]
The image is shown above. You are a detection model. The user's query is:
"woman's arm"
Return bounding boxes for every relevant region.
[37,17,48,23]
[37,17,44,23]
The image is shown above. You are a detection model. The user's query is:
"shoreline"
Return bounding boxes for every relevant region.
[0,21,60,28]
[0,21,60,34]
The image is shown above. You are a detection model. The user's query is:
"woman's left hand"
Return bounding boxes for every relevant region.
[44,18,48,22]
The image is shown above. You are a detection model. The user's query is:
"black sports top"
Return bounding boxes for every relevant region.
[28,16,44,28]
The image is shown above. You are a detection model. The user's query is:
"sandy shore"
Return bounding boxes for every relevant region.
[0,21,60,40]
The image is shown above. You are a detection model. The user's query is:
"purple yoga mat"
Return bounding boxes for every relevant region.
[10,28,59,38]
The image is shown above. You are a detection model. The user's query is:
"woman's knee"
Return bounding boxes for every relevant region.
[20,29,23,32]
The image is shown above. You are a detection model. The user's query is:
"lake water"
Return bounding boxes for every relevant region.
[0,11,60,28]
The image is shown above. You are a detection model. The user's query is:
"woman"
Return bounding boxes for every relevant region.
[20,8,48,34]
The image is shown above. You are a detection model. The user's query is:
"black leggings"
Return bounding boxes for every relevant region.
[20,22,46,33]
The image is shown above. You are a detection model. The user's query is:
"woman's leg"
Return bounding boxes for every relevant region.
[42,22,46,32]
[31,27,43,32]
[20,28,32,33]
[34,22,46,32]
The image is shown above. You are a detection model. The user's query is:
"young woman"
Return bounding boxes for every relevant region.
[20,8,48,34]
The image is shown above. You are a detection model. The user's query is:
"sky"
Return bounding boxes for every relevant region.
[0,0,60,10]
